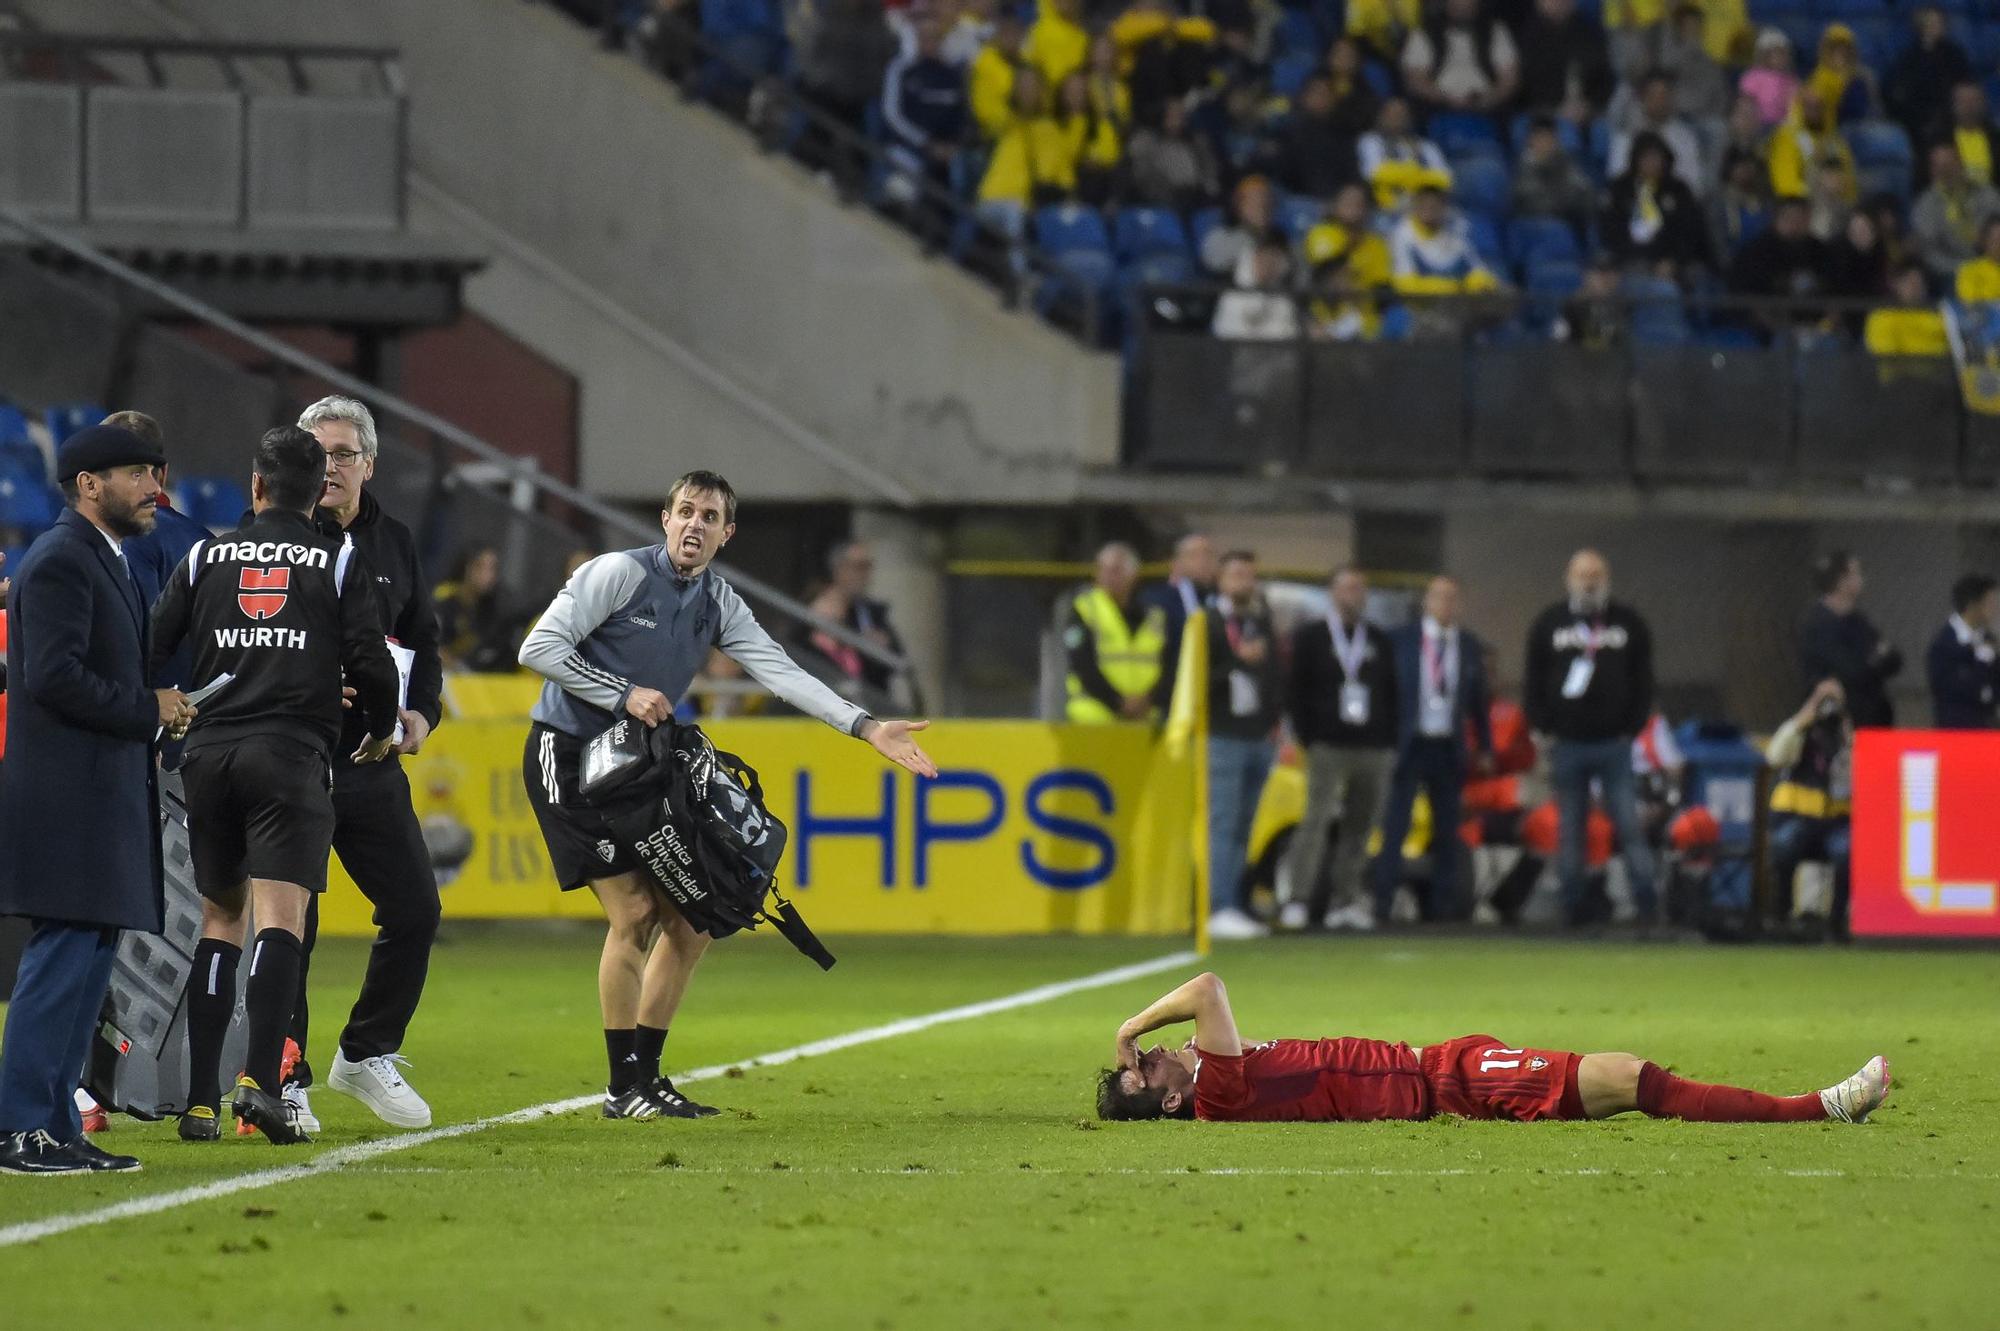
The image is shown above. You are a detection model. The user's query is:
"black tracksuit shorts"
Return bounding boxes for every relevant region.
[180,734,336,895]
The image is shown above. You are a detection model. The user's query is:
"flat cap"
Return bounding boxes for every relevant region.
[56,424,165,483]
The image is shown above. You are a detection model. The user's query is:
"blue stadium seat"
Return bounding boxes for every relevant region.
[1509,112,1584,160]
[183,475,250,530]
[1465,213,1507,270]
[1774,15,1825,65]
[1189,205,1225,259]
[1428,112,1502,158]
[1033,204,1112,256]
[1359,59,1395,99]
[1271,51,1318,98]
[1850,120,1916,201]
[44,403,102,444]
[1451,156,1513,219]
[1745,0,1798,23]
[1527,258,1584,295]
[1507,216,1582,271]
[1626,276,1690,345]
[0,403,30,447]
[1275,9,1325,59]
[1277,194,1326,241]
[1812,0,1889,19]
[0,437,46,484]
[0,474,60,533]
[1585,116,1614,182]
[1113,207,1192,262]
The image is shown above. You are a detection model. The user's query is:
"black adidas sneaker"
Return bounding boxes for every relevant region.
[232,1078,312,1145]
[653,1077,720,1119]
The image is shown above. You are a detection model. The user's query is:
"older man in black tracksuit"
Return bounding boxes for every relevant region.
[285,396,445,1134]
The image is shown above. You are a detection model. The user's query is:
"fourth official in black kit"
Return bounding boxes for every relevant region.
[149,428,402,1143]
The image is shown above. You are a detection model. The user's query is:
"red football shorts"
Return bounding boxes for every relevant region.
[1421,1034,1586,1121]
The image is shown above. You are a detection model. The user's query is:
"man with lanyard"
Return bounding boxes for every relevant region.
[283,395,446,1134]
[1281,565,1397,931]
[518,469,937,1120]
[1203,551,1281,940]
[1524,549,1659,927]
[148,427,403,1143]
[1374,576,1492,922]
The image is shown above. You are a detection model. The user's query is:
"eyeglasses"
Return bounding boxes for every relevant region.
[324,449,367,468]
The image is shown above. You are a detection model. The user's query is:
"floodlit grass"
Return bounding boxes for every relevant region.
[2,927,1994,1330]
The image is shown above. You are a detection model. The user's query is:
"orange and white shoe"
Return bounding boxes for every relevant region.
[75,1088,109,1135]
[1819,1055,1891,1124]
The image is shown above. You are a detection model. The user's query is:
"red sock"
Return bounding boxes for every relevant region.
[1636,1061,1825,1123]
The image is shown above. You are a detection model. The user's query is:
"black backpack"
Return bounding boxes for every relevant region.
[578,719,835,970]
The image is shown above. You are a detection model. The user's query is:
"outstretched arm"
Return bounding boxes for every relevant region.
[1115,972,1242,1068]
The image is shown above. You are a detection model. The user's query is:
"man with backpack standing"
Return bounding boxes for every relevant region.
[518,470,936,1120]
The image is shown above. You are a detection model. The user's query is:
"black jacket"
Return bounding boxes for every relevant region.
[1926,620,1997,729]
[316,488,444,775]
[1515,12,1613,116]
[1287,615,1396,749]
[150,508,402,761]
[1603,172,1711,271]
[1523,599,1654,742]
[1205,599,1283,740]
[1797,601,1900,728]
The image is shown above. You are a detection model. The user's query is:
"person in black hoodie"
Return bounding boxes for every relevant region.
[1205,551,1283,939]
[285,395,447,1135]
[1523,549,1659,925]
[1280,566,1398,931]
[1602,131,1711,279]
[1798,550,1902,728]
[1275,74,1362,200]
[1885,6,1971,155]
[1514,0,1613,124]
[1728,196,1834,335]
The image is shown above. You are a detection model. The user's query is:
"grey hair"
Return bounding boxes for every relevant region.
[297,395,379,459]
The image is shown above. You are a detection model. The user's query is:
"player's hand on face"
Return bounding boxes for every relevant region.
[1116,1029,1141,1073]
[353,732,397,764]
[624,687,672,728]
[395,708,431,755]
[864,718,938,778]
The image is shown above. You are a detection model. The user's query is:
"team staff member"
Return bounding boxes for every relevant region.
[1926,574,2000,728]
[1523,549,1659,927]
[0,425,188,1176]
[113,409,209,771]
[149,427,402,1143]
[285,395,445,1133]
[520,469,937,1120]
[1798,550,1901,729]
[1065,542,1168,723]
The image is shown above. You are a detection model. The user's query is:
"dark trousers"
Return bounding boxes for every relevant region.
[1769,815,1852,926]
[1373,737,1465,920]
[0,920,117,1138]
[290,764,441,1080]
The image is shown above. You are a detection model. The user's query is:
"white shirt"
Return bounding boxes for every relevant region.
[1419,615,1460,736]
[1950,613,1997,663]
[1401,24,1518,104]
[1172,578,1201,614]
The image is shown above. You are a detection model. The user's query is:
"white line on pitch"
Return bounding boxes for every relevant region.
[0,949,1199,1249]
[339,1164,2000,1182]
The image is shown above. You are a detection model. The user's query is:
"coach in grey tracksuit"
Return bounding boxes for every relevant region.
[517,469,936,1119]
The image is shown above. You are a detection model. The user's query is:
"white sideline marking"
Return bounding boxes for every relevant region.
[0,949,1199,1249]
[342,1164,2000,1183]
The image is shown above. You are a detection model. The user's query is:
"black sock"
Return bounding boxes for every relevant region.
[186,938,241,1111]
[635,1024,668,1083]
[244,929,303,1094]
[605,1028,641,1093]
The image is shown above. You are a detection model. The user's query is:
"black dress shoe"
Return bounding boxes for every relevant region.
[63,1136,141,1173]
[0,1129,92,1176]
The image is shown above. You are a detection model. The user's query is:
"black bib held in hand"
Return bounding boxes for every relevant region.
[578,718,835,970]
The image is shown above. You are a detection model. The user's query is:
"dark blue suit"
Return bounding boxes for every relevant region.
[125,498,208,768]
[1926,621,2000,729]
[1143,578,1207,704]
[0,509,163,1140]
[1372,622,1492,921]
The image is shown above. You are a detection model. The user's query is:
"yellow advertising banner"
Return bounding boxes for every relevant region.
[323,717,1198,937]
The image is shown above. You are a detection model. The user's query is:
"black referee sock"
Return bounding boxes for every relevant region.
[636,1024,668,1084]
[606,1028,641,1093]
[244,929,303,1095]
[186,938,242,1112]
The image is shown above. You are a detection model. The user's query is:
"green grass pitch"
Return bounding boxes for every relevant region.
[2,928,1995,1330]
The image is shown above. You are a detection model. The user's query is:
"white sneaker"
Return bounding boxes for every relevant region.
[1472,902,1502,927]
[328,1052,432,1128]
[283,1084,321,1134]
[1819,1055,1891,1124]
[1207,908,1270,940]
[1323,902,1376,932]
[1277,901,1309,931]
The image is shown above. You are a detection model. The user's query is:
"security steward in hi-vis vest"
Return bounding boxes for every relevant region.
[1063,543,1169,723]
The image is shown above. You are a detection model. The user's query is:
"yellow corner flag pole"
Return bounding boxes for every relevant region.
[1164,609,1211,957]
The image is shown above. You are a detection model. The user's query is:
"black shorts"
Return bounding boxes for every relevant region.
[523,723,639,892]
[180,734,336,896]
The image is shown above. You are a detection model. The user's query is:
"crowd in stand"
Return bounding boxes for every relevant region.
[1060,532,2000,940]
[579,0,2000,350]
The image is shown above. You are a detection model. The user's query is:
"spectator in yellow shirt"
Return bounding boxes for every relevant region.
[1955,216,2000,302]
[1083,34,1132,133]
[1357,96,1453,215]
[1024,0,1089,92]
[1304,183,1394,293]
[976,68,1073,274]
[1389,186,1503,295]
[1865,262,1948,358]
[1607,0,1747,71]
[970,10,1027,140]
[1347,0,1420,63]
[1054,70,1122,204]
[1769,90,1855,201]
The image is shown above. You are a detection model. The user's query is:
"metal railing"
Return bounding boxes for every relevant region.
[0,206,916,685]
[1126,285,2000,488]
[0,30,404,94]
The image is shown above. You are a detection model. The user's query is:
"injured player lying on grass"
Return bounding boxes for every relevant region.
[1096,973,1890,1125]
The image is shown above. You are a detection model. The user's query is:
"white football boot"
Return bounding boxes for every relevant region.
[1819,1055,1891,1124]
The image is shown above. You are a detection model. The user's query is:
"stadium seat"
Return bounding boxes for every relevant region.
[44,403,103,443]
[1276,194,1325,242]
[1812,0,1889,19]
[1466,213,1507,270]
[0,438,45,485]
[183,474,250,530]
[1451,156,1513,219]
[1271,51,1318,98]
[1626,276,1690,345]
[1774,15,1825,64]
[1850,120,1915,201]
[1508,112,1584,160]
[1113,207,1192,262]
[1275,8,1325,59]
[1033,204,1112,257]
[1189,205,1224,259]
[1428,112,1502,158]
[1843,16,1904,70]
[1523,259,1583,334]
[0,403,30,447]
[1359,59,1395,99]
[1507,216,1582,272]
[1585,116,1613,183]
[1745,0,1797,23]
[0,474,60,533]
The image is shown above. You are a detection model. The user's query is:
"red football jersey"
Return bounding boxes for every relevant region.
[1192,1038,1429,1122]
